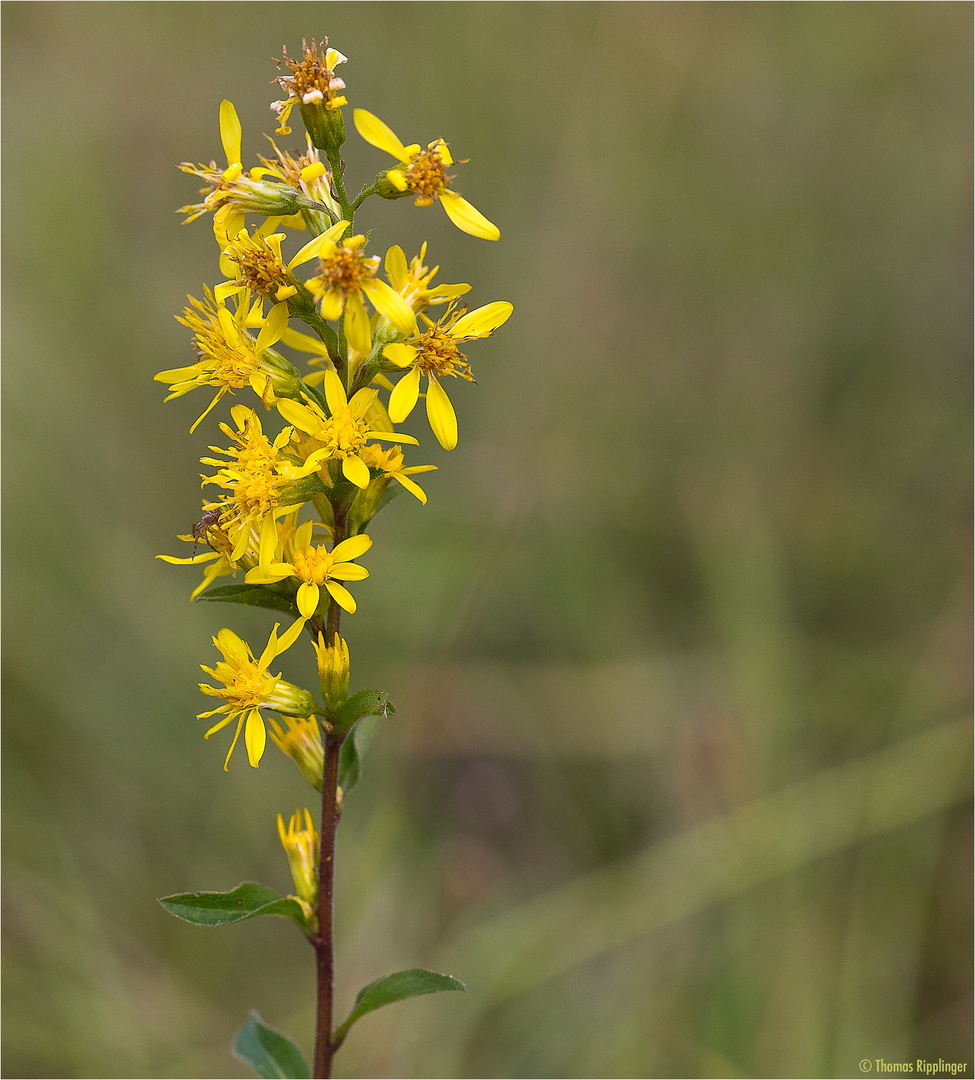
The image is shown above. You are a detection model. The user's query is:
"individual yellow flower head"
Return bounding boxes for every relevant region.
[156,514,237,599]
[256,135,341,224]
[222,226,300,304]
[277,369,418,489]
[384,243,470,314]
[277,808,320,926]
[154,288,295,431]
[179,101,310,246]
[198,625,314,770]
[358,443,437,505]
[272,38,348,138]
[200,404,317,569]
[288,223,417,355]
[353,109,500,241]
[383,300,513,450]
[245,517,373,617]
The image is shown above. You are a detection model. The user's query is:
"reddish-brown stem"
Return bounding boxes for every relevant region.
[312,500,349,1077]
[312,732,341,1078]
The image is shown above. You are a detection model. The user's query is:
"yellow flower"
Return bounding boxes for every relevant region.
[353,109,500,240]
[246,518,372,617]
[382,300,513,450]
[198,625,314,770]
[156,515,237,599]
[277,369,417,489]
[358,443,437,505]
[288,223,417,355]
[313,632,350,713]
[384,243,470,313]
[178,101,308,245]
[222,226,301,304]
[256,135,341,225]
[200,404,316,569]
[154,288,295,431]
[268,715,325,790]
[272,38,348,137]
[277,808,320,926]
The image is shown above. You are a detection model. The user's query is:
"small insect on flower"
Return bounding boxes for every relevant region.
[192,508,223,555]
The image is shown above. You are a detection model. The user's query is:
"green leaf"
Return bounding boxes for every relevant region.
[335,688,395,735]
[338,726,362,797]
[195,583,297,615]
[333,969,467,1047]
[337,714,382,800]
[158,882,308,930]
[233,1011,310,1079]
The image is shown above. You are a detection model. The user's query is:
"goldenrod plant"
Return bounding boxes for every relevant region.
[155,37,511,1079]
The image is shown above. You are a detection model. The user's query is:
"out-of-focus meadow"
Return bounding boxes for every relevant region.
[2,3,971,1077]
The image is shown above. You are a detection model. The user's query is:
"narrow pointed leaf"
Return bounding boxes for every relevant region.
[333,970,467,1046]
[196,583,298,615]
[233,1011,310,1080]
[158,882,307,928]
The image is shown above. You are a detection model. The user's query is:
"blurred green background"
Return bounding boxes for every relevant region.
[2,3,972,1077]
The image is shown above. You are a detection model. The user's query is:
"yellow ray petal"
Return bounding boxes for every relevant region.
[244,709,267,767]
[439,189,500,241]
[331,533,373,562]
[384,245,408,289]
[256,301,290,351]
[325,580,357,614]
[353,109,411,162]
[382,343,419,368]
[324,369,349,416]
[426,375,458,450]
[361,278,417,337]
[219,100,242,166]
[392,472,428,504]
[342,453,371,489]
[277,398,321,434]
[288,219,350,269]
[449,301,514,338]
[297,581,321,619]
[388,364,422,423]
[329,563,369,581]
[344,293,373,356]
[276,615,308,652]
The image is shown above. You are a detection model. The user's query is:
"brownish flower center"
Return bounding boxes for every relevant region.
[317,246,375,297]
[226,237,291,298]
[405,148,449,205]
[276,39,344,108]
[414,327,474,381]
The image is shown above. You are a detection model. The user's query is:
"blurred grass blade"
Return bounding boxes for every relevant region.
[442,716,972,1007]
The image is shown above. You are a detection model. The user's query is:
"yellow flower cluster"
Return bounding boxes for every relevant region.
[158,36,513,796]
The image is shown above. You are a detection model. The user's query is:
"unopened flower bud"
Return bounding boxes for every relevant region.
[314,632,350,714]
[268,715,325,790]
[277,808,319,930]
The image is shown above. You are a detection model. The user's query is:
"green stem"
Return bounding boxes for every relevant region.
[326,149,354,224]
